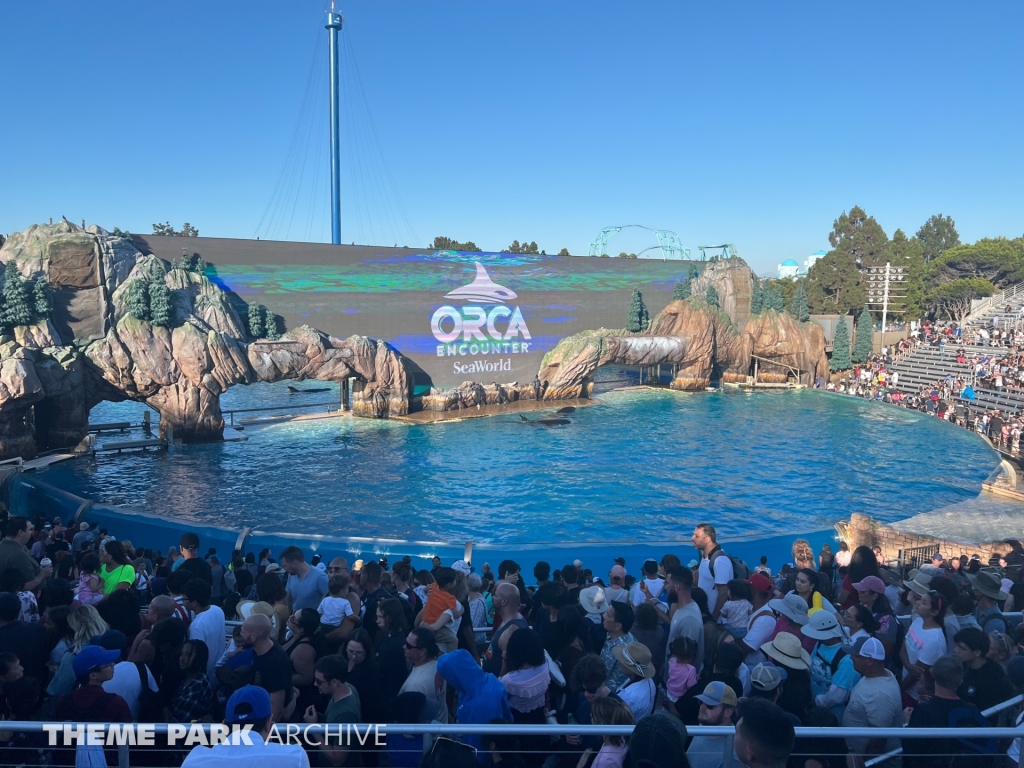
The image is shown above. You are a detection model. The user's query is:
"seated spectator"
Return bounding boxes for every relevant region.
[905,654,994,767]
[168,639,214,723]
[182,685,309,766]
[953,626,1015,717]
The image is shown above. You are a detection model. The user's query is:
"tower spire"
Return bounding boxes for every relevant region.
[325,5,343,244]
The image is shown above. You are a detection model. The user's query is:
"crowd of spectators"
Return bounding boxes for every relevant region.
[0,508,1022,768]
[818,320,1024,455]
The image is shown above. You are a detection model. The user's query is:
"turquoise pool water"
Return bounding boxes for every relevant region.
[42,386,997,547]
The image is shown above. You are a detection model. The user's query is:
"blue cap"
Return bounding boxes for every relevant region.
[90,630,128,653]
[225,685,272,724]
[72,645,121,676]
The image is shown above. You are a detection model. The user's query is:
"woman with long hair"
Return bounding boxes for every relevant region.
[167,640,213,723]
[255,572,290,643]
[99,540,136,596]
[375,597,410,703]
[345,629,385,723]
[837,546,879,609]
[499,628,550,768]
[588,696,634,768]
[46,605,110,697]
[151,618,188,711]
[282,607,321,720]
[790,568,824,615]
[900,590,947,702]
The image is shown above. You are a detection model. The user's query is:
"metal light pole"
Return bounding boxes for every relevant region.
[865,262,906,347]
[325,5,343,245]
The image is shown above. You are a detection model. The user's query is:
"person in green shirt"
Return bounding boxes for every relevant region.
[99,540,136,595]
[303,653,363,766]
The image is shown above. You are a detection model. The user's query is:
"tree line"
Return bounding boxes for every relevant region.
[432,236,570,257]
[798,207,1024,323]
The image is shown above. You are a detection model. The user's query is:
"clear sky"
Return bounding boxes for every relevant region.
[1,2,1021,274]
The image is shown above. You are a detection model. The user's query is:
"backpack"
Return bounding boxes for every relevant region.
[947,704,999,756]
[709,546,751,581]
[134,662,163,723]
[814,645,847,686]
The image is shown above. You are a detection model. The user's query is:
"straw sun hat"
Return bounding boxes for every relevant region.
[760,632,811,671]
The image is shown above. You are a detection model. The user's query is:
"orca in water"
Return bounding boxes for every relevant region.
[288,385,331,394]
[518,414,570,426]
[555,406,576,414]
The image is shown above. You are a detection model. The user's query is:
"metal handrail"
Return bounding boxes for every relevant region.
[966,280,1024,324]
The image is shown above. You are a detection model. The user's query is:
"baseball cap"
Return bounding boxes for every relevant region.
[851,575,885,594]
[855,637,886,661]
[695,680,738,708]
[609,565,626,580]
[451,560,471,576]
[746,573,773,594]
[72,645,121,676]
[931,552,944,563]
[750,663,784,691]
[225,685,273,724]
[90,630,128,653]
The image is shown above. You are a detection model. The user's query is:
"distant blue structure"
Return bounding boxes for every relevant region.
[325,7,343,245]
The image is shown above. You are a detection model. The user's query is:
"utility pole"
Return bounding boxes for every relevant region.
[325,3,343,245]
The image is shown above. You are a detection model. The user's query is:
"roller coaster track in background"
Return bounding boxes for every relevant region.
[588,225,690,260]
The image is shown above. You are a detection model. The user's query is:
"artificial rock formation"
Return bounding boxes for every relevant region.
[0,222,412,458]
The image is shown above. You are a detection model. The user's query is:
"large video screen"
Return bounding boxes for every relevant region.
[135,236,695,388]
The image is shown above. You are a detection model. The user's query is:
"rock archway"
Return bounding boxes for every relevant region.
[0,222,411,458]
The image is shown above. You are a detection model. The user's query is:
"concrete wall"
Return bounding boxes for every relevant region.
[840,512,1013,565]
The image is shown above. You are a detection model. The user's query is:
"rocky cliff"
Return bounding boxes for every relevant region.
[0,222,411,458]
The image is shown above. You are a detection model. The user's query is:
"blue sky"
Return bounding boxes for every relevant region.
[1,2,1021,274]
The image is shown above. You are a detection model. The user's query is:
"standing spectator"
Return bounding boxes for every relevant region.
[98,540,136,595]
[184,579,225,684]
[0,592,48,683]
[626,712,689,768]
[128,595,175,667]
[968,571,1009,635]
[281,546,329,612]
[760,633,814,722]
[71,522,95,556]
[732,698,795,768]
[483,583,527,676]
[953,627,1015,716]
[736,573,776,667]
[437,648,511,753]
[584,696,634,768]
[611,641,657,720]
[693,523,732,619]
[836,546,879,610]
[256,572,291,642]
[96,629,159,720]
[235,613,294,721]
[282,608,321,719]
[176,533,213,584]
[48,605,110,697]
[55,645,133,765]
[905,655,992,768]
[168,640,214,723]
[801,611,860,719]
[344,629,386,724]
[374,598,410,703]
[843,638,903,768]
[767,592,813,653]
[76,553,104,606]
[900,589,948,702]
[834,541,852,570]
[398,627,448,723]
[686,681,738,767]
[209,556,233,605]
[0,518,48,592]
[603,565,628,604]
[630,603,666,682]
[468,573,489,643]
[664,565,704,675]
[600,601,637,692]
[182,685,309,766]
[358,561,390,643]
[302,654,361,767]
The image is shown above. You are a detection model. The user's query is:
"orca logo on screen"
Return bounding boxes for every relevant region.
[432,263,532,365]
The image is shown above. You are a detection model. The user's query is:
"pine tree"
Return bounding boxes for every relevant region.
[751,279,763,314]
[772,285,785,312]
[248,303,265,339]
[31,278,52,322]
[125,279,151,321]
[673,280,691,301]
[626,289,649,332]
[830,317,851,371]
[149,279,172,327]
[264,312,281,340]
[688,264,699,280]
[706,285,720,308]
[791,283,810,322]
[852,305,874,363]
[3,268,33,328]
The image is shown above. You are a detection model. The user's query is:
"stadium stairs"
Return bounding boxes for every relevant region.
[889,344,1024,415]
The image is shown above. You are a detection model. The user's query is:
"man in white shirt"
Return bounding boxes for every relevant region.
[735,574,776,667]
[94,630,159,719]
[181,685,309,767]
[183,579,226,684]
[631,558,665,608]
[692,523,732,619]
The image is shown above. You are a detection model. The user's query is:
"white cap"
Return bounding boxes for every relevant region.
[857,637,886,661]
